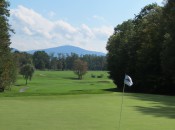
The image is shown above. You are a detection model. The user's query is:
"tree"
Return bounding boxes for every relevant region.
[50,57,58,70]
[73,59,88,79]
[13,51,33,68]
[160,0,175,93]
[57,53,67,71]
[106,20,135,90]
[81,55,107,70]
[106,4,165,93]
[20,64,35,85]
[33,51,50,70]
[133,4,163,92]
[66,53,79,70]
[0,0,17,92]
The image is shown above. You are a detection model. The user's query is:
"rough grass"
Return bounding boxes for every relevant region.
[0,71,175,130]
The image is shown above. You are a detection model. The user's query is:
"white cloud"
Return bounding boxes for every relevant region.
[80,24,94,39]
[10,5,113,52]
[11,5,54,39]
[54,20,77,33]
[23,27,33,35]
[93,26,113,38]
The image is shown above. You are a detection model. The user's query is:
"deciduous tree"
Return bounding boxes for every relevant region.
[0,0,17,92]
[20,64,35,85]
[33,51,50,70]
[73,59,88,80]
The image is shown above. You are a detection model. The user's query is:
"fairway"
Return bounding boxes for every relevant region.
[3,71,115,96]
[0,71,175,130]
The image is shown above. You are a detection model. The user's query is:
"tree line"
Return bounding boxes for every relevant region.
[106,0,175,95]
[13,51,103,83]
[13,51,107,71]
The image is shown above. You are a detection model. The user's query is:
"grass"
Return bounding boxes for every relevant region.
[0,71,175,130]
[1,71,114,96]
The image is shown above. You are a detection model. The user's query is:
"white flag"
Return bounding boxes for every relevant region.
[124,75,133,86]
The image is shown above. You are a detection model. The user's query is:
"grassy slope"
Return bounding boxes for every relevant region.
[2,71,114,96]
[0,71,175,130]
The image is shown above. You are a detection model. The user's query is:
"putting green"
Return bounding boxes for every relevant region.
[0,93,175,130]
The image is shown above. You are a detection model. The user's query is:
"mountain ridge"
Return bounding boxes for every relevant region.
[26,45,106,56]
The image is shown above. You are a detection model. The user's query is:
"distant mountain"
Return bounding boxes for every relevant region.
[27,45,106,56]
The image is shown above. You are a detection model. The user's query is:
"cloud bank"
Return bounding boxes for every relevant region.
[10,5,113,52]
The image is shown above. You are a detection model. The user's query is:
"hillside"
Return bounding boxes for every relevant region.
[27,45,106,56]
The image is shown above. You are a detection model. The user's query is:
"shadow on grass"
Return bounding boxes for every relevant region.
[0,90,110,97]
[134,105,175,118]
[103,88,119,92]
[0,87,113,97]
[97,81,111,83]
[14,84,25,87]
[62,77,80,80]
[126,93,175,119]
[103,87,175,119]
[70,89,109,94]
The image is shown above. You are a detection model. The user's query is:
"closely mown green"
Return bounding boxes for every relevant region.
[0,93,175,130]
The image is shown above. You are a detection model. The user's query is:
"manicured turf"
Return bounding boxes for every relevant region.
[2,71,115,96]
[0,71,175,130]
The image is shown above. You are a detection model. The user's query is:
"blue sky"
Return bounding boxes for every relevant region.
[9,0,163,52]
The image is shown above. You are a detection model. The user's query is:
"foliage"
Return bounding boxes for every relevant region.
[33,51,50,70]
[133,4,163,92]
[160,0,175,93]
[13,51,33,68]
[0,0,17,92]
[31,51,106,71]
[20,64,35,85]
[106,2,175,94]
[73,59,88,79]
[106,20,135,90]
[81,55,107,70]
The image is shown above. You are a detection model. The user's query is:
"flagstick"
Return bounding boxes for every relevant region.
[118,83,125,130]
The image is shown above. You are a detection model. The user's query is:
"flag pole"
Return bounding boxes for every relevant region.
[118,80,126,130]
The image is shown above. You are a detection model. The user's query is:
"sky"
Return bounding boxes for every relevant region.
[9,0,163,53]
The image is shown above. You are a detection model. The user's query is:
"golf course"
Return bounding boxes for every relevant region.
[0,71,175,130]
